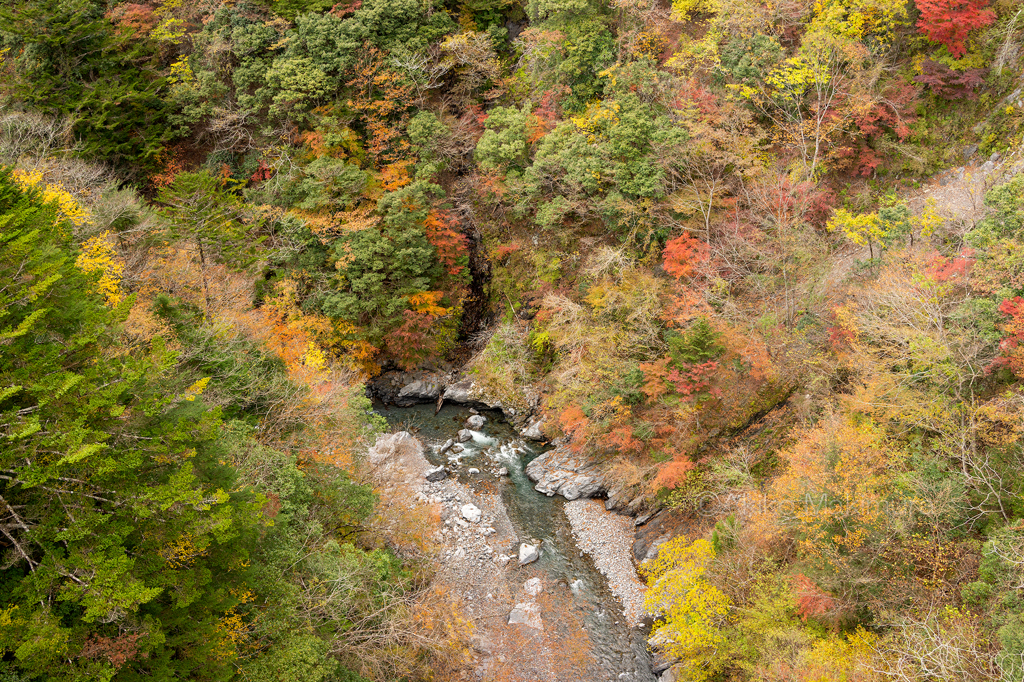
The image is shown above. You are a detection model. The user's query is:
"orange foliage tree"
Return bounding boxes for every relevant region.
[770,415,905,601]
[663,232,710,280]
[345,46,415,168]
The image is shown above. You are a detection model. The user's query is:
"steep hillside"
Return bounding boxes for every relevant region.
[4,0,1024,679]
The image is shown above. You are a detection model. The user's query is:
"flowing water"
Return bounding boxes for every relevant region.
[376,400,656,681]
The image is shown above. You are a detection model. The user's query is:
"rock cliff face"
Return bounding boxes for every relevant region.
[524,444,648,512]
[371,371,511,411]
[524,445,604,500]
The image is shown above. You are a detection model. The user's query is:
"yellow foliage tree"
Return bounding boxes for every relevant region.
[12,168,91,234]
[75,231,123,306]
[642,538,732,682]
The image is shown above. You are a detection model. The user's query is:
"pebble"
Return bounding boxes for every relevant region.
[564,499,648,627]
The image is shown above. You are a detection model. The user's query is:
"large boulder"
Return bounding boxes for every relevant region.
[442,379,503,410]
[366,432,432,484]
[520,417,547,442]
[371,370,448,406]
[604,482,646,514]
[660,664,682,682]
[396,378,443,404]
[524,444,604,501]
[508,602,543,630]
[461,503,482,523]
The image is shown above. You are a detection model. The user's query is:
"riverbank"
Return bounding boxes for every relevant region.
[564,499,648,627]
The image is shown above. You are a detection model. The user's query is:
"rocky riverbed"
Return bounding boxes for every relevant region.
[371,401,657,682]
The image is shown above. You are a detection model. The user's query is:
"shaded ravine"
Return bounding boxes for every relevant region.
[376,400,656,681]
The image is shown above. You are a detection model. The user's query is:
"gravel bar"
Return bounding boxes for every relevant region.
[564,498,648,627]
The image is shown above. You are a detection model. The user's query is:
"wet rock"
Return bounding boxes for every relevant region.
[524,577,543,596]
[458,429,473,442]
[525,444,603,501]
[450,443,465,454]
[425,466,447,482]
[438,439,454,454]
[518,542,540,566]
[508,602,543,630]
[466,414,486,429]
[498,467,509,476]
[462,504,482,523]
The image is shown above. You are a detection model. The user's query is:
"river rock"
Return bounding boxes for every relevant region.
[518,542,540,566]
[450,443,464,454]
[425,465,447,482]
[660,664,682,682]
[604,483,645,513]
[396,378,443,404]
[524,577,543,596]
[438,439,454,454]
[462,504,482,523]
[508,602,543,630]
[520,417,547,441]
[442,379,503,409]
[366,432,433,483]
[458,429,473,443]
[525,444,604,501]
[466,414,486,429]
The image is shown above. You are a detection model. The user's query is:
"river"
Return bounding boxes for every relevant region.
[375,400,657,682]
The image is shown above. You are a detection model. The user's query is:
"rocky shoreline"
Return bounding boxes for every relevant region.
[564,499,648,627]
[370,372,669,680]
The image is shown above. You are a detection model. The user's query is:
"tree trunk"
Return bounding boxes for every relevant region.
[197,239,212,318]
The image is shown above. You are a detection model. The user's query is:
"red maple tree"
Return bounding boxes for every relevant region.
[915,0,995,59]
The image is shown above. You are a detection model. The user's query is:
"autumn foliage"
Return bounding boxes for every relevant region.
[915,0,995,58]
[424,210,469,277]
[662,233,710,280]
[995,296,1024,377]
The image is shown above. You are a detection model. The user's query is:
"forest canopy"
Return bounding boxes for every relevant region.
[3,0,1024,679]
